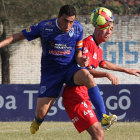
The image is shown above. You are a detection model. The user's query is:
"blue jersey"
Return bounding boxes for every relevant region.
[22,18,83,70]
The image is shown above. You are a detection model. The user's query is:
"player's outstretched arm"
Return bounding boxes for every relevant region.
[101,61,140,77]
[88,68,119,85]
[124,69,140,77]
[0,32,25,48]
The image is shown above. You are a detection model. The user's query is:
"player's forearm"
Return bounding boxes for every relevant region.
[75,49,85,67]
[0,35,14,48]
[75,49,82,63]
[101,61,127,72]
[0,32,25,48]
[88,69,109,78]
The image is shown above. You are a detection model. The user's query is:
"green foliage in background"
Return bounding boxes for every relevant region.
[0,0,139,25]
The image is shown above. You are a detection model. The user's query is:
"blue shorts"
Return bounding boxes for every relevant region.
[38,62,85,98]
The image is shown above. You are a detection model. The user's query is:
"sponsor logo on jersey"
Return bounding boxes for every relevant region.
[49,50,70,55]
[45,28,53,31]
[49,41,72,50]
[54,44,72,50]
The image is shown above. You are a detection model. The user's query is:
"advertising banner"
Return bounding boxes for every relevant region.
[0,84,139,121]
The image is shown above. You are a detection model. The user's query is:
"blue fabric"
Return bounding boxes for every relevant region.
[88,86,106,121]
[22,18,83,69]
[38,62,85,97]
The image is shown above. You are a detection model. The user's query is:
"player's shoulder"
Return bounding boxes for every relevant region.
[83,35,94,42]
[73,20,83,31]
[37,18,56,27]
[74,20,82,26]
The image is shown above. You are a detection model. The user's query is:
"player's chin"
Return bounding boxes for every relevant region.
[64,29,69,32]
[62,28,71,32]
[103,37,109,42]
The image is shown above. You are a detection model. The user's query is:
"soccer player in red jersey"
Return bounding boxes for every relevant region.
[62,7,140,140]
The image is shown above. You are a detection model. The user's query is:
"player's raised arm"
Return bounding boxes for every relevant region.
[0,32,25,48]
[101,61,140,77]
[88,68,119,85]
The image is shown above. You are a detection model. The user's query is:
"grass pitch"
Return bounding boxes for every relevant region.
[0,122,140,140]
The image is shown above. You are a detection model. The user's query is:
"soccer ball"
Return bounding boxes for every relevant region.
[91,7,114,30]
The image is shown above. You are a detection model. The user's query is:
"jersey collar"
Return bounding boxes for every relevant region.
[56,18,62,31]
[92,34,99,47]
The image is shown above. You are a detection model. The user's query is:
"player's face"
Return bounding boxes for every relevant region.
[57,14,75,32]
[95,24,114,44]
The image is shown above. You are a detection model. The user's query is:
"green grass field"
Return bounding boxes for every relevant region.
[0,122,140,140]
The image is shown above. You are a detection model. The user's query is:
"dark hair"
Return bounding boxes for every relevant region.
[58,5,76,17]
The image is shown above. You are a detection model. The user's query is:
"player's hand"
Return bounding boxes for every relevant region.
[126,69,140,77]
[106,73,119,85]
[77,55,89,67]
[82,55,89,67]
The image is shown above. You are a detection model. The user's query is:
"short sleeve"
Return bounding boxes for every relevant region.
[22,22,41,41]
[99,59,106,66]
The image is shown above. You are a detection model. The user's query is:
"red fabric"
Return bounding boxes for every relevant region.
[83,35,105,69]
[63,92,98,133]
[62,85,89,103]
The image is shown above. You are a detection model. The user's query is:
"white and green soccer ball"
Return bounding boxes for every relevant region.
[91,7,114,30]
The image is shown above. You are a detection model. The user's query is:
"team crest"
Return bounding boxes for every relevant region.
[69,28,74,37]
[40,86,46,94]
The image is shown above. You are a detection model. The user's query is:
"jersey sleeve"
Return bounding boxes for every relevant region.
[99,58,106,66]
[22,22,41,41]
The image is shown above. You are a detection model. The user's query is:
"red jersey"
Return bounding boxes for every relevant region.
[63,35,105,100]
[83,35,105,69]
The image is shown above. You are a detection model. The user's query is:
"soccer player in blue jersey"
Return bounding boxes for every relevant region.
[0,5,111,137]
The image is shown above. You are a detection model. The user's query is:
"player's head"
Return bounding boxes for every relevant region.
[58,5,76,17]
[94,23,113,43]
[57,5,76,32]
[91,7,114,30]
[91,7,114,43]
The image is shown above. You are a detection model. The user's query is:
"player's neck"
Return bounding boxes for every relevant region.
[92,34,103,46]
[92,34,99,46]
